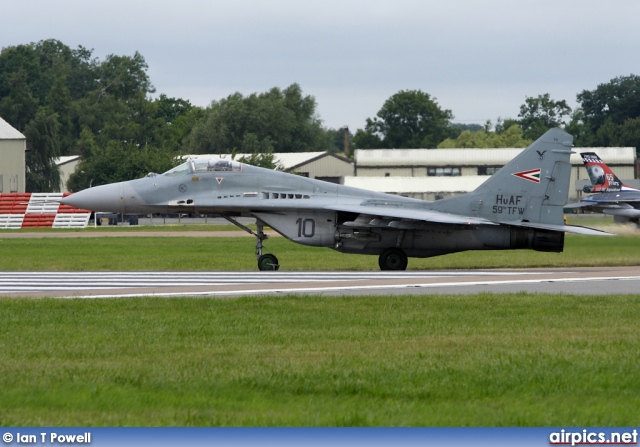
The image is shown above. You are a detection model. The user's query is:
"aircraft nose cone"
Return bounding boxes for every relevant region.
[61,182,126,213]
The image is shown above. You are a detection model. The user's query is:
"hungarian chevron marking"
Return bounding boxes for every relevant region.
[512,168,541,183]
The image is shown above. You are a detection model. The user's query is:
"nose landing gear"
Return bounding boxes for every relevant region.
[222,216,280,271]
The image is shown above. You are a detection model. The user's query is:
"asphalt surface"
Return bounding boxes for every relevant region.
[2,220,638,298]
[1,267,638,298]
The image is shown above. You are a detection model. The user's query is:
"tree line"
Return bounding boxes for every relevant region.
[1,39,639,192]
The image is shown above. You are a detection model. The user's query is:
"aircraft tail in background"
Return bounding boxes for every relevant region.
[580,152,639,193]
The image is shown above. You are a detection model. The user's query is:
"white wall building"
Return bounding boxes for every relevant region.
[353,147,637,201]
[0,117,26,193]
[55,155,82,193]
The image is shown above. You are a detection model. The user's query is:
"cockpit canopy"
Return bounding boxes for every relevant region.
[162,158,244,177]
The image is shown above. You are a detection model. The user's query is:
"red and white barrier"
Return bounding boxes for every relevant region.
[0,193,91,229]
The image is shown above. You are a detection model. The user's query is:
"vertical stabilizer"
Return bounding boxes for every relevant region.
[580,152,638,192]
[433,128,574,225]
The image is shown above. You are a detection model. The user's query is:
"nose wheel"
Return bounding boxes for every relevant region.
[222,216,280,271]
[258,253,279,271]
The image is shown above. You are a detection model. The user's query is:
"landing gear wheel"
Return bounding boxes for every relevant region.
[378,248,408,271]
[258,254,279,271]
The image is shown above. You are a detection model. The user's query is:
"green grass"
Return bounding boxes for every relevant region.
[0,234,639,270]
[1,230,638,426]
[0,294,639,426]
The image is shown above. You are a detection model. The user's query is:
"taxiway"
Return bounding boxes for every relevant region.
[0,267,638,298]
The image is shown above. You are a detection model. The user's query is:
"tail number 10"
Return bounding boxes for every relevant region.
[296,218,315,237]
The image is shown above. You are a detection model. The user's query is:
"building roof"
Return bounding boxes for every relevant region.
[0,117,25,140]
[355,147,636,167]
[55,155,82,166]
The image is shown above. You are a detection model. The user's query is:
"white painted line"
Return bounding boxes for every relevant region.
[63,276,640,299]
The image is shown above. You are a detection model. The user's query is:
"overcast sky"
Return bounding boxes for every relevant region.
[3,0,640,130]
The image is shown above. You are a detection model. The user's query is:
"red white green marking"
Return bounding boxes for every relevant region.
[512,168,541,183]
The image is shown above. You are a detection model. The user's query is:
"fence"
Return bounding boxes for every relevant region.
[0,193,91,229]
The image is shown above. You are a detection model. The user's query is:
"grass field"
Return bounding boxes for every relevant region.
[1,229,639,427]
[0,233,639,270]
[1,293,639,426]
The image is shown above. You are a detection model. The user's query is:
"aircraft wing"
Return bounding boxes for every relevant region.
[583,197,640,204]
[564,202,593,209]
[502,220,614,236]
[324,203,499,227]
[324,202,613,235]
[564,199,640,222]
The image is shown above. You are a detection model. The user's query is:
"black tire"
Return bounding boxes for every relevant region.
[258,254,279,271]
[378,248,408,271]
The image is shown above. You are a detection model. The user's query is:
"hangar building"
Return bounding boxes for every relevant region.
[55,155,82,193]
[0,117,26,193]
[350,147,638,201]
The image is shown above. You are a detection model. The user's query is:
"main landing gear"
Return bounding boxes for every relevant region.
[222,216,280,271]
[223,217,409,271]
[378,247,408,271]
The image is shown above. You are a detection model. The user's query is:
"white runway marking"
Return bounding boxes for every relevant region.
[79,276,640,299]
[0,271,538,291]
[1,269,639,298]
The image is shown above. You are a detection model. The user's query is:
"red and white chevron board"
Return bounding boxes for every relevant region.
[0,193,91,229]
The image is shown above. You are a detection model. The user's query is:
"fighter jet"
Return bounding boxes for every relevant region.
[61,128,610,271]
[564,152,640,227]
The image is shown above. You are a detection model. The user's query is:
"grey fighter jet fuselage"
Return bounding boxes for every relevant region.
[62,128,610,270]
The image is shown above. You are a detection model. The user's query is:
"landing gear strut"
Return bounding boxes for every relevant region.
[222,216,280,271]
[378,247,408,271]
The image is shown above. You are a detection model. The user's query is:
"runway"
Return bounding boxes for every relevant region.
[0,266,639,298]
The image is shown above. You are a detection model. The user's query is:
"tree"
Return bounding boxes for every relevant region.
[152,94,205,152]
[591,117,640,156]
[326,127,352,156]
[0,40,203,190]
[95,52,154,101]
[0,68,39,130]
[494,117,520,134]
[450,123,484,133]
[0,39,97,138]
[353,90,454,149]
[438,125,531,148]
[184,84,332,154]
[578,75,640,130]
[235,150,283,170]
[518,93,571,140]
[24,107,61,192]
[563,109,590,147]
[352,126,383,149]
[67,138,176,191]
[577,74,640,153]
